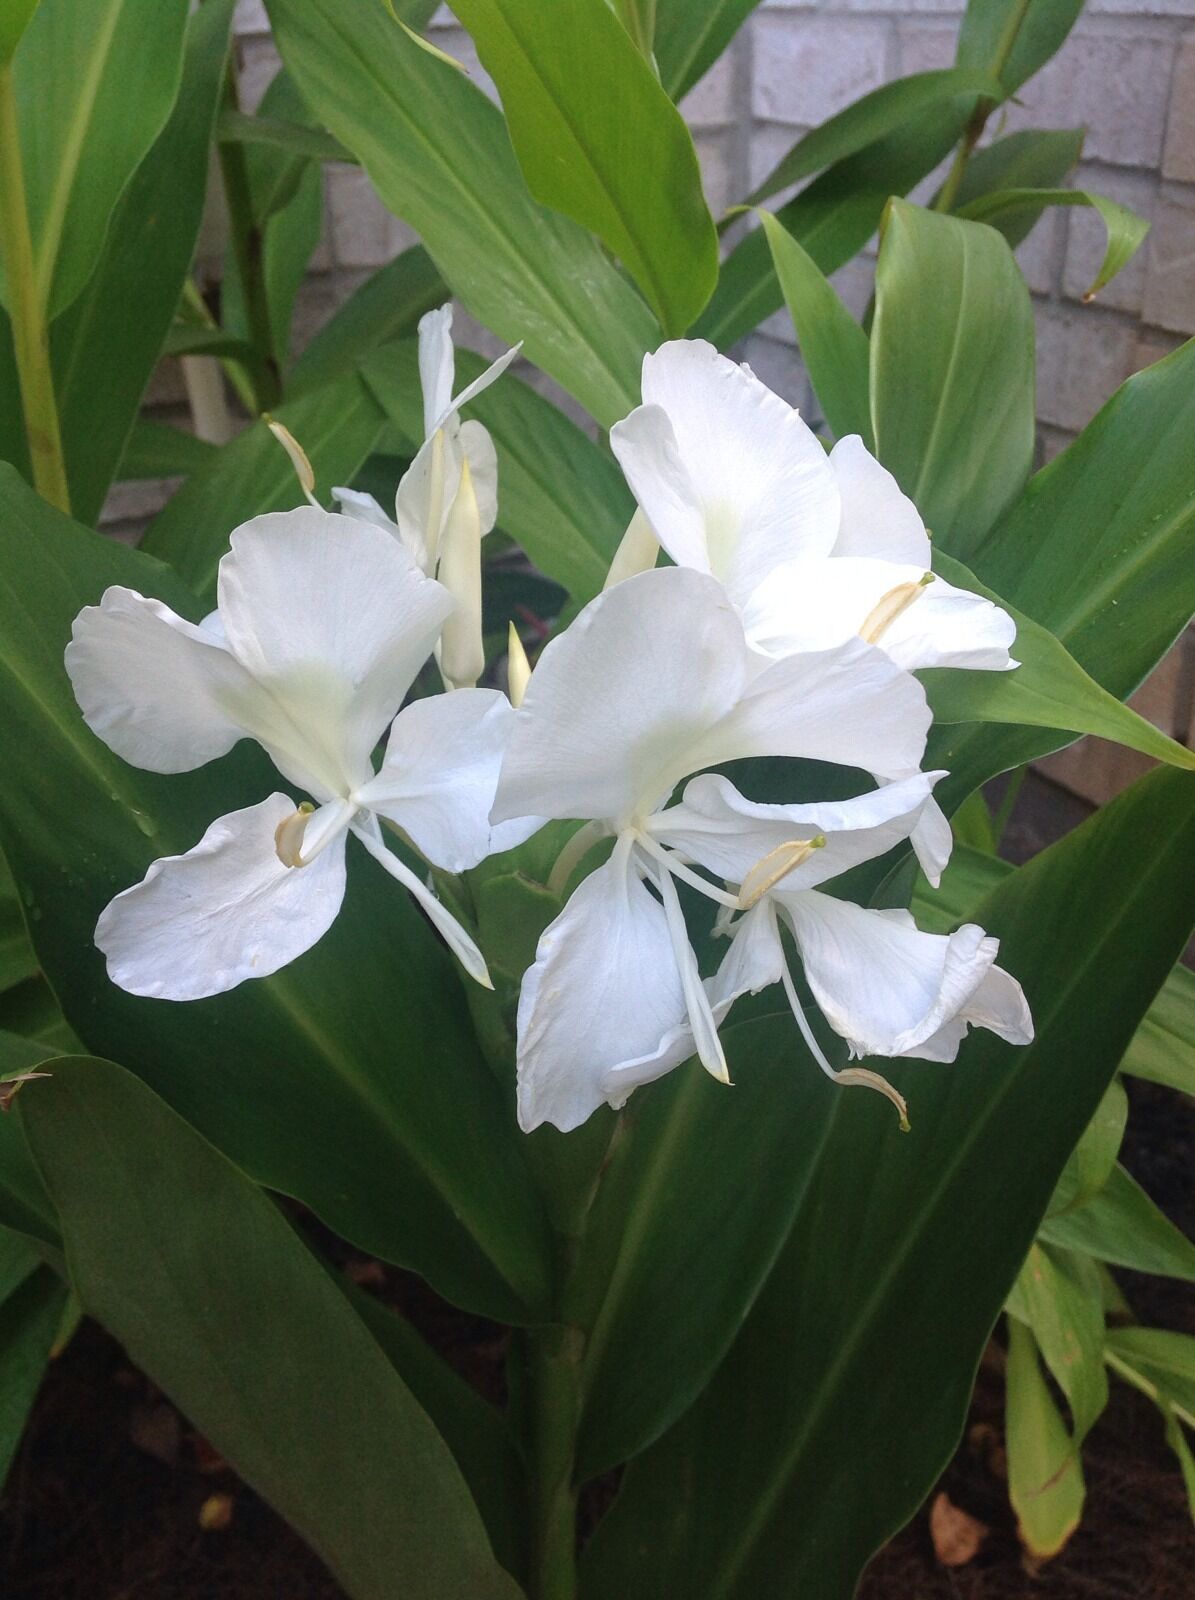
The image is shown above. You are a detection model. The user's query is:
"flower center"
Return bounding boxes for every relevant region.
[274,797,357,869]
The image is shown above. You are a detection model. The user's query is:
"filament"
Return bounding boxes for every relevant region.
[780,960,910,1131]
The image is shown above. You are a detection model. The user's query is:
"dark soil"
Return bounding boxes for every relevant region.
[4,773,1193,1597]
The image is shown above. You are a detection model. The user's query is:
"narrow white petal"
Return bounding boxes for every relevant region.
[434,341,522,435]
[331,486,401,536]
[515,843,687,1132]
[395,428,457,573]
[779,890,1009,1059]
[609,404,712,575]
[357,688,520,872]
[67,587,253,774]
[492,567,748,826]
[418,304,456,437]
[216,509,453,794]
[96,795,347,1000]
[352,818,492,989]
[909,793,954,887]
[459,419,499,536]
[829,435,929,564]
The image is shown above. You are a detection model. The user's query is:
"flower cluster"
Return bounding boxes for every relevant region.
[68,309,1032,1136]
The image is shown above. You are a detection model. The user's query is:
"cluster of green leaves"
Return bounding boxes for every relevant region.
[0,1,1192,1598]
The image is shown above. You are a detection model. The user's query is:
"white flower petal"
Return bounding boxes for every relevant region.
[779,889,1012,1059]
[330,486,401,537]
[435,341,522,434]
[628,340,840,606]
[829,435,929,564]
[654,770,945,890]
[909,962,1034,1061]
[609,404,712,575]
[66,587,253,774]
[216,508,452,795]
[492,567,748,826]
[418,304,456,437]
[910,793,954,887]
[459,419,499,537]
[395,427,457,572]
[358,688,520,872]
[516,845,687,1132]
[96,795,347,1000]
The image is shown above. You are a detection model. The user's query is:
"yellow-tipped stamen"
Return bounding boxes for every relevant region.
[780,962,910,1132]
[738,836,826,909]
[265,417,320,508]
[507,622,532,708]
[858,571,935,646]
[274,801,315,868]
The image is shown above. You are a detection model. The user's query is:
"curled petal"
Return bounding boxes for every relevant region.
[96,795,347,1001]
[67,587,254,774]
[829,435,929,565]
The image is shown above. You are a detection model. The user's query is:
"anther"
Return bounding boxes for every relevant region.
[859,572,934,646]
[275,802,315,868]
[738,836,826,908]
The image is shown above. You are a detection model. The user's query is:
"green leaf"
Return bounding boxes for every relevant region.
[141,373,387,603]
[1040,1164,1195,1282]
[0,1224,39,1307]
[1105,1327,1195,1423]
[0,1031,59,1244]
[957,0,1085,97]
[0,852,38,995]
[1122,963,1195,1096]
[697,101,978,350]
[2,0,191,319]
[757,208,871,446]
[654,0,758,103]
[927,339,1195,811]
[910,839,1009,933]
[0,1266,67,1488]
[1005,1317,1085,1559]
[0,466,552,1323]
[288,246,447,400]
[871,199,1036,558]
[216,106,354,166]
[958,188,1149,300]
[0,0,39,66]
[117,418,218,480]
[748,69,1003,208]
[48,0,234,525]
[266,0,656,425]
[160,324,254,361]
[20,1058,524,1599]
[362,341,632,606]
[452,0,717,337]
[1046,1079,1128,1218]
[1007,1243,1107,1443]
[581,767,1195,1600]
[950,129,1085,240]
[921,552,1195,773]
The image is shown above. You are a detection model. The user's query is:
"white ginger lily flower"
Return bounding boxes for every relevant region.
[66,508,521,1001]
[489,565,933,1133]
[659,770,1034,1126]
[610,341,1018,883]
[335,304,519,688]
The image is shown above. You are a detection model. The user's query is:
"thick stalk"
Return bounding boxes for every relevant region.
[934,0,1034,214]
[0,63,70,512]
[529,1321,584,1600]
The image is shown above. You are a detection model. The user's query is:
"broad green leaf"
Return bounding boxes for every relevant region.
[117,418,217,480]
[0,852,37,994]
[1122,963,1195,1096]
[288,247,447,399]
[910,840,1009,933]
[0,1266,67,1487]
[48,0,235,524]
[958,188,1149,300]
[160,325,254,361]
[927,339,1195,812]
[950,128,1085,239]
[957,0,1085,96]
[1007,1243,1107,1443]
[453,0,717,336]
[581,767,1195,1600]
[20,1058,524,1599]
[142,373,387,603]
[0,1225,39,1306]
[1040,1164,1195,1282]
[0,1030,59,1244]
[758,209,871,446]
[362,341,632,606]
[0,0,39,65]
[654,0,758,102]
[922,553,1195,773]
[748,69,1003,207]
[1105,1328,1195,1423]
[1046,1079,1128,1218]
[697,101,977,350]
[2,0,190,319]
[871,200,1035,557]
[216,106,353,167]
[1005,1317,1085,1559]
[0,467,552,1322]
[267,0,656,424]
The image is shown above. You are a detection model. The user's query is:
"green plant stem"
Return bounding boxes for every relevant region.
[934,0,1033,214]
[0,63,70,513]
[529,1320,584,1600]
[218,70,281,411]
[180,277,260,416]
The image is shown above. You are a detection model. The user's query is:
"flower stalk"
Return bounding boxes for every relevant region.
[0,61,70,513]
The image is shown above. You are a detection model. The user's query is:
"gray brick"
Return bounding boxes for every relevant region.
[694,128,735,215]
[752,15,890,126]
[1062,166,1156,311]
[1034,301,1137,431]
[1006,30,1172,168]
[235,34,281,114]
[233,0,269,37]
[1162,32,1195,182]
[749,121,809,201]
[681,49,737,128]
[1142,193,1195,330]
[1016,207,1062,296]
[739,332,813,412]
[896,22,958,74]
